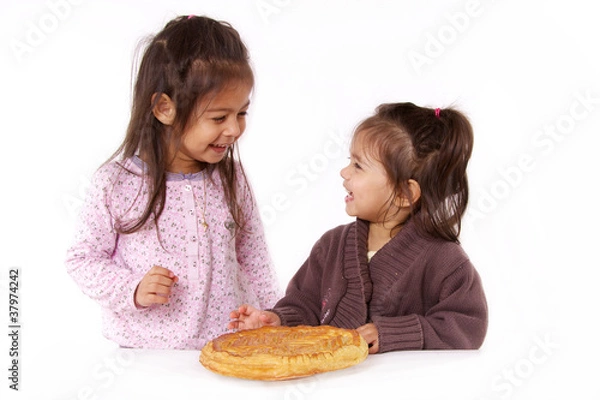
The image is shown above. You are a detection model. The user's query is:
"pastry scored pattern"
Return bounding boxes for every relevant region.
[200,325,368,380]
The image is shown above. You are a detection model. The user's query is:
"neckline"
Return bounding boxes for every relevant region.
[367,250,377,262]
[131,155,207,182]
[356,217,423,260]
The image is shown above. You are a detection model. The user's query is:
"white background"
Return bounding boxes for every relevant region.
[1,0,599,399]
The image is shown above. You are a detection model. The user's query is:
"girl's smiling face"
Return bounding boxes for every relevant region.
[340,135,399,224]
[169,82,252,173]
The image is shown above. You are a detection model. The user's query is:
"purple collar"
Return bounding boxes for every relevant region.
[131,156,207,181]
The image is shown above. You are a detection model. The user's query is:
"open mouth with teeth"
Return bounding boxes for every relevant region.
[345,190,354,203]
[209,143,230,154]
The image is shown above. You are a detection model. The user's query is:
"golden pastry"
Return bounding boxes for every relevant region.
[200,325,368,380]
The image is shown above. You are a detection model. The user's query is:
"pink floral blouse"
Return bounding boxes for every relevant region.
[66,157,281,349]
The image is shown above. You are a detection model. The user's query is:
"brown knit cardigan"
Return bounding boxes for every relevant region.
[270,218,488,353]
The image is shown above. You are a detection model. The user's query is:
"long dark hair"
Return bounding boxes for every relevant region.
[354,102,474,242]
[108,15,254,235]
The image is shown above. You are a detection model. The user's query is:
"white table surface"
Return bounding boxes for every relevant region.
[60,348,487,400]
[27,338,578,400]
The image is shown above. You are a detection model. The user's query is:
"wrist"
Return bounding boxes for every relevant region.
[133,285,148,309]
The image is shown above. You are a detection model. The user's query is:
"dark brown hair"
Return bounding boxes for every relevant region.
[354,102,474,242]
[108,15,254,235]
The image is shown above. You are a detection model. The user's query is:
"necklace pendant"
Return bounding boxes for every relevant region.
[202,221,209,231]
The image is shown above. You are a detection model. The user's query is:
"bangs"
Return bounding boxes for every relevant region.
[174,61,254,133]
[352,116,416,183]
[187,60,254,100]
[352,119,397,164]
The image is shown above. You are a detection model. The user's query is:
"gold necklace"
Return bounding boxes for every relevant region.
[201,170,208,231]
[190,170,209,231]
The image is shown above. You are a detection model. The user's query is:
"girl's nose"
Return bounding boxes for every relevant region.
[340,165,349,180]
[224,120,242,137]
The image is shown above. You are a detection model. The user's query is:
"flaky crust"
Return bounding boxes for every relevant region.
[200,325,368,380]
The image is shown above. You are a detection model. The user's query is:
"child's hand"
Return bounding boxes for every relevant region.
[356,323,379,354]
[134,266,179,308]
[228,304,281,330]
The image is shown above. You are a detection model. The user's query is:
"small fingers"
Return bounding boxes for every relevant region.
[227,321,237,330]
[148,266,178,281]
[135,291,171,308]
[237,304,252,315]
[142,267,178,295]
[145,274,177,289]
[144,293,170,305]
[136,266,179,307]
[368,342,379,354]
[356,324,379,354]
[144,284,174,298]
[148,265,173,276]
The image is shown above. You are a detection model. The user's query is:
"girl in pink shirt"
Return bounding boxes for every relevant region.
[66,15,281,349]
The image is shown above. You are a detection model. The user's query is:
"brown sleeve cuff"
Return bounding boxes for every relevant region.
[268,306,316,327]
[372,314,424,353]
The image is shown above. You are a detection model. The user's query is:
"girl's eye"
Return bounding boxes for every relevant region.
[212,116,226,123]
[347,157,362,170]
[237,111,248,118]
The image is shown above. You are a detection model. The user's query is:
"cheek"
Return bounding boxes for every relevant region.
[185,124,214,143]
[181,132,199,148]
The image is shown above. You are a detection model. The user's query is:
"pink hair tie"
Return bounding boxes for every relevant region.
[187,15,194,19]
[435,108,441,118]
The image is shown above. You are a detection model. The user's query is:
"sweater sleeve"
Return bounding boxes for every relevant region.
[235,174,282,309]
[372,258,488,352]
[64,164,143,313]
[269,241,328,327]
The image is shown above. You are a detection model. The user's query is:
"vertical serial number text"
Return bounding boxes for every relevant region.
[8,268,20,391]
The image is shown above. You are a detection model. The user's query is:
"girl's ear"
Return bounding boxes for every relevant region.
[396,179,422,208]
[151,93,176,125]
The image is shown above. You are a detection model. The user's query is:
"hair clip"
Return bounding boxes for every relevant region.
[434,108,441,118]
[187,15,194,19]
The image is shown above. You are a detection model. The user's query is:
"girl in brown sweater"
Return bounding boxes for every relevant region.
[229,103,488,353]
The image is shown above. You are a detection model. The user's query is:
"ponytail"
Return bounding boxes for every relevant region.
[414,106,473,242]
[359,102,474,242]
